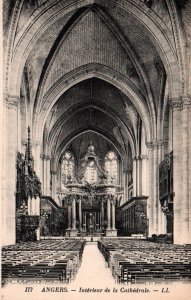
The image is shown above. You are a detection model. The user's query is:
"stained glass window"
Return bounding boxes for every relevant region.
[61,151,75,188]
[104,151,118,184]
[84,161,98,184]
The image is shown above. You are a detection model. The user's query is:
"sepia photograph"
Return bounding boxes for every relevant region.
[1,1,191,300]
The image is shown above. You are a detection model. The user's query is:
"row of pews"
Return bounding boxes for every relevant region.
[98,239,191,284]
[2,239,86,285]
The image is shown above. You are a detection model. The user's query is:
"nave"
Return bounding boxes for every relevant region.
[2,3,191,300]
[2,0,191,248]
[2,238,191,287]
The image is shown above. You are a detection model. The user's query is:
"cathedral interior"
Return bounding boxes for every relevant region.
[1,0,191,287]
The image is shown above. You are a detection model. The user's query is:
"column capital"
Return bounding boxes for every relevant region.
[181,95,191,109]
[106,197,111,204]
[169,96,191,111]
[40,154,51,160]
[159,139,168,146]
[5,94,20,109]
[50,170,57,175]
[140,155,148,160]
[146,140,164,149]
[66,197,73,206]
[123,170,131,174]
[169,97,182,111]
[132,156,138,161]
[110,198,117,206]
[146,141,157,149]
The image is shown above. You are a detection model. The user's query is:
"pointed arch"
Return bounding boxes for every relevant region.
[7,0,181,100]
[33,64,153,144]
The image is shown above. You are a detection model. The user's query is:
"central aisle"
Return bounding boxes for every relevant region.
[70,242,115,287]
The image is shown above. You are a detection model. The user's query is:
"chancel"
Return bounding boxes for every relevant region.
[1,0,191,287]
[61,143,121,237]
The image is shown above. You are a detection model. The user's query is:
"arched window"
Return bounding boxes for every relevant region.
[61,151,75,188]
[84,160,98,184]
[104,151,118,184]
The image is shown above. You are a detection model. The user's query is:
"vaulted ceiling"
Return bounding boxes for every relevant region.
[4,0,191,169]
[43,78,134,166]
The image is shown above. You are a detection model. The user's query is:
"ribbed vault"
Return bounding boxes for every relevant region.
[42,77,140,171]
[5,0,187,155]
[9,0,185,176]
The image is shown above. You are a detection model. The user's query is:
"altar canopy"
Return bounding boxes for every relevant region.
[60,144,123,236]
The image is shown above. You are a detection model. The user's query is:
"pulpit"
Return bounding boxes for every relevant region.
[16,127,41,242]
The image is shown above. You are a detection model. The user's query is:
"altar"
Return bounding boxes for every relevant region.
[59,144,123,236]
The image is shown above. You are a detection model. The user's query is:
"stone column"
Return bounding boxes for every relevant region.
[17,99,21,152]
[30,198,33,216]
[39,154,44,192]
[33,198,38,215]
[31,197,36,215]
[78,198,82,230]
[157,142,166,235]
[182,98,190,243]
[106,197,117,236]
[141,126,148,197]
[153,143,159,234]
[158,204,166,235]
[41,154,51,196]
[2,95,19,244]
[33,141,41,182]
[42,155,47,195]
[84,212,87,230]
[65,201,72,236]
[168,98,191,244]
[170,100,183,243]
[2,97,7,245]
[168,97,191,244]
[51,171,57,200]
[107,198,111,230]
[35,196,40,240]
[101,200,104,226]
[81,212,83,229]
[36,226,40,241]
[72,198,76,229]
[147,142,159,236]
[141,155,148,196]
[189,101,191,240]
[137,157,141,196]
[46,156,51,196]
[36,196,40,216]
[111,201,116,230]
[132,157,137,197]
[70,197,78,236]
[146,144,153,236]
[28,197,31,215]
[68,205,72,229]
[123,170,129,203]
